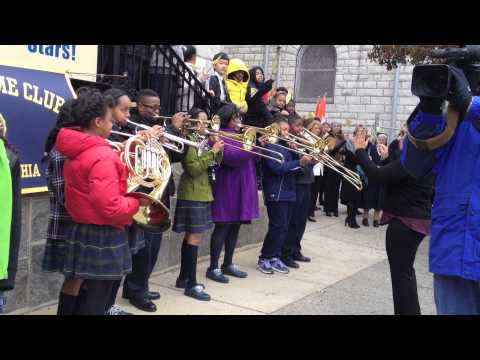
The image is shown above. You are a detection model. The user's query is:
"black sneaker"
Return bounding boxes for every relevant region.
[281,257,300,269]
[293,252,311,262]
[222,264,248,278]
[206,268,230,283]
[185,285,211,301]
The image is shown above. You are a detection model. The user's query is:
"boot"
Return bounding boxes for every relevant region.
[345,204,360,229]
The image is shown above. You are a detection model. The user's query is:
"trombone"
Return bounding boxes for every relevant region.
[203,127,285,164]
[242,124,363,191]
[125,119,208,154]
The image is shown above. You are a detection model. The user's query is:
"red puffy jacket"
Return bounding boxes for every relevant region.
[55,128,139,230]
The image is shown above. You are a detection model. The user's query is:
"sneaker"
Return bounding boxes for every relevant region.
[257,259,274,274]
[270,258,290,274]
[106,305,133,315]
[222,264,248,278]
[206,268,230,283]
[185,285,211,301]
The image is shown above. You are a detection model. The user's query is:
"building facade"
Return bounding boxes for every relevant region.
[218,45,417,139]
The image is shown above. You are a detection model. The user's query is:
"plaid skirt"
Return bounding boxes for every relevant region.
[42,223,144,273]
[172,200,213,234]
[61,223,132,280]
[42,220,73,273]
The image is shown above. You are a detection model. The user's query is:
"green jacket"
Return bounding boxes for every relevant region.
[176,135,223,202]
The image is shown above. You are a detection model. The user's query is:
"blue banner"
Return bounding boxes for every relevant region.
[0,64,75,194]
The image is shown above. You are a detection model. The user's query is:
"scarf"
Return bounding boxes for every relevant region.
[0,140,12,280]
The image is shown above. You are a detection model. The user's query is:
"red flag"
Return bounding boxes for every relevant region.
[315,93,327,123]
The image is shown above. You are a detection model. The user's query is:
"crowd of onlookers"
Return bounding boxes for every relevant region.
[178,45,410,229]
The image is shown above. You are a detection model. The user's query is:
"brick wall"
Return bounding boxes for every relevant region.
[222,45,418,138]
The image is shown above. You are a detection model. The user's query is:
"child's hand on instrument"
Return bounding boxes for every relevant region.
[148,125,165,139]
[258,135,268,147]
[299,155,312,166]
[211,140,224,153]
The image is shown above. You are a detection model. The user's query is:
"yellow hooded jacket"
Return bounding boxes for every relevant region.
[226,58,250,113]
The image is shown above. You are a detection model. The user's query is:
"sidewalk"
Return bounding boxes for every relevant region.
[25,207,435,315]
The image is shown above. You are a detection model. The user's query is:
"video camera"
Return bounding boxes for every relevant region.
[411,45,480,98]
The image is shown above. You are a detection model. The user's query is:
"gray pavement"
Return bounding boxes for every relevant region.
[25,205,436,315]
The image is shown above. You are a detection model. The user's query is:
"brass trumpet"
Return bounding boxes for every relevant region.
[125,119,209,155]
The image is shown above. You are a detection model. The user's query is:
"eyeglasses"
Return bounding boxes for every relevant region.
[140,102,161,112]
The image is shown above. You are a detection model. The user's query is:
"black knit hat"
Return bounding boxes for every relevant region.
[212,52,229,63]
[215,103,239,128]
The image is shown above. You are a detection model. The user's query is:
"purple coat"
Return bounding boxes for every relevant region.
[212,127,260,223]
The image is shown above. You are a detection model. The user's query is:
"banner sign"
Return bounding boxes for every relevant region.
[0,45,98,81]
[0,64,76,194]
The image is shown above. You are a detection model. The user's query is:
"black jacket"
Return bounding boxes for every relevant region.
[0,143,21,291]
[356,149,433,219]
[207,74,231,115]
[245,69,274,127]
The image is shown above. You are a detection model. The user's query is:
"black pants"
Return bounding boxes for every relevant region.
[283,184,311,260]
[385,218,425,315]
[124,231,163,300]
[75,279,116,315]
[309,175,324,216]
[260,201,294,259]
[323,168,341,213]
[209,223,242,270]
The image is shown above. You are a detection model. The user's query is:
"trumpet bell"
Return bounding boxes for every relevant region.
[243,128,256,151]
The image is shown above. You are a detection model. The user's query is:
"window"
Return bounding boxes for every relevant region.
[295,45,336,103]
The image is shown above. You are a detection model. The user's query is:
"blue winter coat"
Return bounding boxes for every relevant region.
[261,140,301,203]
[402,96,480,281]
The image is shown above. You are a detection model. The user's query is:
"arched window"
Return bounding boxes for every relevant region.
[295,45,336,103]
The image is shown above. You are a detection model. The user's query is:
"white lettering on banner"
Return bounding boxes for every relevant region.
[0,76,19,96]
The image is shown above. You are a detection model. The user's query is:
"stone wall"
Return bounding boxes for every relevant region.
[221,45,418,137]
[5,185,268,314]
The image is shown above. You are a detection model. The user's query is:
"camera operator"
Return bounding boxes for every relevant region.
[402,61,480,315]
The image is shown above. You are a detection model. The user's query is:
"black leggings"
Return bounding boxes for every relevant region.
[209,223,242,270]
[385,218,425,315]
[105,279,122,313]
[74,279,116,315]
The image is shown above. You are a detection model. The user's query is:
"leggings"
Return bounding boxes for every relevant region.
[385,218,425,315]
[209,223,242,270]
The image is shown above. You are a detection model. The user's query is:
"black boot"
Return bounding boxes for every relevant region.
[345,204,360,229]
[57,293,78,315]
